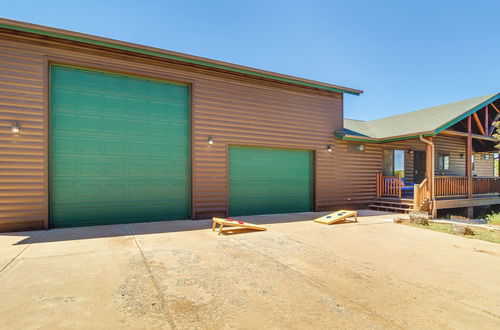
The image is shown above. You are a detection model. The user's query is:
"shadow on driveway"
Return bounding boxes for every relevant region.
[1,210,397,245]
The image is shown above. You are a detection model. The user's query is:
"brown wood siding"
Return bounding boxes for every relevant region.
[0,33,348,230]
[473,154,495,177]
[0,44,46,231]
[433,135,466,177]
[317,141,381,210]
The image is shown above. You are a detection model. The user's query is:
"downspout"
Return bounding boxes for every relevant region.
[419,135,435,215]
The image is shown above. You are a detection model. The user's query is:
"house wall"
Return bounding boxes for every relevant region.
[326,135,472,208]
[0,29,353,231]
[372,135,472,183]
[473,154,496,177]
[433,135,466,177]
[1,28,496,232]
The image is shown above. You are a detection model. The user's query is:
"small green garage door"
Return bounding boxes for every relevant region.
[50,65,190,227]
[229,146,313,216]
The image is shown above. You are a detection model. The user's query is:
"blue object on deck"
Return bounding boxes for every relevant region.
[400,178,413,191]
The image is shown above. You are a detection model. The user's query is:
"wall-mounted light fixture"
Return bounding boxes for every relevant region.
[460,153,465,159]
[408,149,414,154]
[484,154,490,160]
[327,145,333,152]
[12,121,21,134]
[208,136,214,145]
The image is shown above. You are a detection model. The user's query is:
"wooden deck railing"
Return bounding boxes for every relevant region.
[413,178,429,211]
[376,174,499,201]
[473,177,500,195]
[435,176,468,197]
[376,173,403,198]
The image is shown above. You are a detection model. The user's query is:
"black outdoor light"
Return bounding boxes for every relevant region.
[327,145,333,152]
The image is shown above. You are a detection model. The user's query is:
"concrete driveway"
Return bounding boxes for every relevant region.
[1,210,499,329]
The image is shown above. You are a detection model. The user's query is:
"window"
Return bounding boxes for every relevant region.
[383,149,405,178]
[394,150,405,178]
[438,154,450,170]
[348,143,365,152]
[383,150,394,176]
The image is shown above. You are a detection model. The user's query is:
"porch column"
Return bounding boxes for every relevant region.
[466,116,473,199]
[425,136,437,218]
[425,137,433,181]
[425,136,434,200]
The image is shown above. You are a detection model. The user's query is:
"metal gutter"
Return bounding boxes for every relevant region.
[0,19,363,96]
[335,131,435,144]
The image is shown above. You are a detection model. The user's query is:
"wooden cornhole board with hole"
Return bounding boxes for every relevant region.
[212,217,267,235]
[314,210,358,225]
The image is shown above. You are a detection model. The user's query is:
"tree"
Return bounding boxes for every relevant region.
[494,121,500,176]
[494,120,500,151]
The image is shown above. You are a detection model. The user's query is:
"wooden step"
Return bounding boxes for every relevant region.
[376,197,413,203]
[368,205,412,213]
[371,200,413,208]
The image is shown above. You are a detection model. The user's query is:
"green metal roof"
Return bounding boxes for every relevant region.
[341,93,500,142]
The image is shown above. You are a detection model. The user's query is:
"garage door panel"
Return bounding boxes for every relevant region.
[50,65,190,227]
[229,146,312,216]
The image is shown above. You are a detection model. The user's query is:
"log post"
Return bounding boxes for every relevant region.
[466,116,473,199]
[485,105,489,136]
[420,135,435,217]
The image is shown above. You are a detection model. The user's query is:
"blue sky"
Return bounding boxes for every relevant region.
[2,0,499,120]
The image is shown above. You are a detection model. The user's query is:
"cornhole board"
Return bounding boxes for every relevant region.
[212,217,267,235]
[314,210,358,225]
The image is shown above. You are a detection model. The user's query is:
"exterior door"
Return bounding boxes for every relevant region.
[414,151,426,184]
[228,146,313,216]
[50,65,190,227]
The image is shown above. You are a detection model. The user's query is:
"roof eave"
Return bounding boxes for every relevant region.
[0,18,363,96]
[434,93,500,134]
[335,131,435,143]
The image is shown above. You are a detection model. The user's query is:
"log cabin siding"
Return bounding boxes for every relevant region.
[317,140,381,210]
[473,154,495,177]
[0,42,46,232]
[433,135,466,177]
[0,32,348,230]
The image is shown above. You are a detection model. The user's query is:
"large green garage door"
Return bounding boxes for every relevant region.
[50,65,190,227]
[229,146,313,216]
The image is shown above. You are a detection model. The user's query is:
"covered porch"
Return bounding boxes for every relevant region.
[375,100,500,217]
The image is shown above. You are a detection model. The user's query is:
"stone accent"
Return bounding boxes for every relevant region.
[452,225,474,235]
[409,212,429,225]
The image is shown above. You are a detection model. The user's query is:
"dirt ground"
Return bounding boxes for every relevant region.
[1,210,499,329]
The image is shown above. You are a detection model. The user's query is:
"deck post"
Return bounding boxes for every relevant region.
[466,207,474,219]
[420,135,435,217]
[466,116,473,199]
[485,105,489,136]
